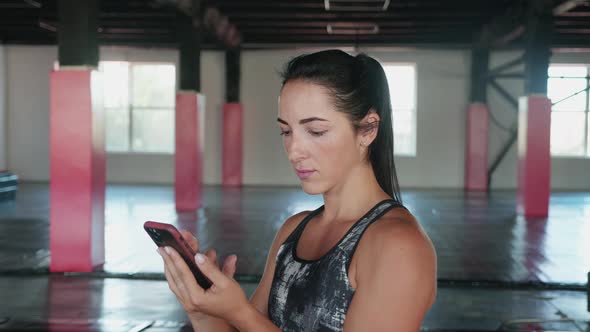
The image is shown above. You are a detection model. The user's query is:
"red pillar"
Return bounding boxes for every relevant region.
[517,95,551,218]
[464,103,489,191]
[49,69,105,272]
[175,92,205,211]
[223,102,243,186]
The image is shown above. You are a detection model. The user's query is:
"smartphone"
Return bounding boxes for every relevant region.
[144,221,212,289]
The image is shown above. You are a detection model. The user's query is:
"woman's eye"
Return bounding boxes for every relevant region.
[280,130,291,136]
[309,130,327,137]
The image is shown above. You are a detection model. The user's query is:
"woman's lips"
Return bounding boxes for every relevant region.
[295,169,315,180]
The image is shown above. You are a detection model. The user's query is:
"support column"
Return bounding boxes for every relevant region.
[517,96,551,217]
[0,45,7,171]
[175,0,204,211]
[223,49,243,186]
[175,92,205,211]
[465,103,489,191]
[465,47,490,191]
[50,0,104,272]
[517,0,553,218]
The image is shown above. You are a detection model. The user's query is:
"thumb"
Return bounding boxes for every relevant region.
[195,253,228,288]
[222,255,237,278]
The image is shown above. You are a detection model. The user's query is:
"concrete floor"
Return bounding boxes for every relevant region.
[0,183,589,331]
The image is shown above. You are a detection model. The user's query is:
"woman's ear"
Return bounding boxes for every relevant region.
[358,111,380,147]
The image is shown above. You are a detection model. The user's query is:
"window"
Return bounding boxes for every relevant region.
[99,61,176,153]
[382,64,417,156]
[547,65,590,158]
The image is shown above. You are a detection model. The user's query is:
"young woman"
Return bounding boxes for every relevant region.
[158,49,437,332]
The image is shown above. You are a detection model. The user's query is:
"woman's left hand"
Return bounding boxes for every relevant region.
[159,246,251,324]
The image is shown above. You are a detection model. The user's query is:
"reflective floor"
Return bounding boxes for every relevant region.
[1,183,589,284]
[0,276,588,331]
[0,183,589,331]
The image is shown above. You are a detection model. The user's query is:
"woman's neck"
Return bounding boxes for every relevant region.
[320,163,390,224]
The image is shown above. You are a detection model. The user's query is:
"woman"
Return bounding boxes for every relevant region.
[158,50,437,332]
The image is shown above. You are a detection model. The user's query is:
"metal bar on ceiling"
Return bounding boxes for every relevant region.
[488,55,525,76]
[554,0,587,15]
[488,79,519,110]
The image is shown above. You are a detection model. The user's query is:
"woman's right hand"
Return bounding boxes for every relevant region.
[173,230,238,324]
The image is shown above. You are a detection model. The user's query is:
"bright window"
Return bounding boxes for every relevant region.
[547,65,590,158]
[99,61,176,153]
[382,64,417,156]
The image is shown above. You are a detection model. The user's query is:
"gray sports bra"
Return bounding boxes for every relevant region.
[268,199,404,331]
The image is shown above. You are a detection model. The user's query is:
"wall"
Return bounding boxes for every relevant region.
[99,47,225,184]
[487,50,590,190]
[6,46,55,180]
[0,45,6,170]
[4,45,590,189]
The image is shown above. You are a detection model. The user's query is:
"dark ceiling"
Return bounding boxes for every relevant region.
[0,0,589,49]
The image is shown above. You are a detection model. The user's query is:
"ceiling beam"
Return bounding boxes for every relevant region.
[557,11,590,16]
[153,0,241,48]
[553,0,587,15]
[478,0,528,47]
[224,12,489,20]
[239,27,464,35]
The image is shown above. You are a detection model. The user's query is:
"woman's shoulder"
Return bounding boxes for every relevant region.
[358,208,436,267]
[273,209,314,245]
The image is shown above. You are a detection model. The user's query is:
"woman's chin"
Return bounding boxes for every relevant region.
[300,181,325,195]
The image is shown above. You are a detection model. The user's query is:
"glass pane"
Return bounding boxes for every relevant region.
[548,65,587,78]
[131,109,174,153]
[105,108,130,152]
[551,112,586,156]
[392,109,416,156]
[383,65,416,110]
[548,77,587,111]
[131,64,176,108]
[587,114,590,157]
[99,61,129,109]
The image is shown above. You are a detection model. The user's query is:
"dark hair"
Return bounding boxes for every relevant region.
[280,49,402,203]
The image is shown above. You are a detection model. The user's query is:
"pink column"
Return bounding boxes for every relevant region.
[49,69,105,272]
[222,102,243,186]
[175,92,205,211]
[464,102,489,191]
[517,95,551,218]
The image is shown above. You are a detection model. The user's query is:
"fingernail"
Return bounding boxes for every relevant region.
[164,247,171,255]
[195,253,205,264]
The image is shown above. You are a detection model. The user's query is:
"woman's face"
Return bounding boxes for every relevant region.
[278,80,365,195]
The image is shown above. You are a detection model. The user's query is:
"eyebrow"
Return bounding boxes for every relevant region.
[276,117,329,125]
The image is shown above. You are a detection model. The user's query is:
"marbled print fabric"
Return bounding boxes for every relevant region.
[268,199,402,331]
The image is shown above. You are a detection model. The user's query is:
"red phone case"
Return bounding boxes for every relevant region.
[144,221,212,289]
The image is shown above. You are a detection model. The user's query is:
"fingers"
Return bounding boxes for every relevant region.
[180,230,199,254]
[163,263,182,298]
[195,253,230,288]
[159,247,184,291]
[161,246,205,296]
[222,255,237,278]
[204,248,218,266]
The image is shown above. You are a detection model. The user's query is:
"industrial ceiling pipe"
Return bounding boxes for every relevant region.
[153,0,241,48]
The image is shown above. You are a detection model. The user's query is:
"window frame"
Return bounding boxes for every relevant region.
[548,64,590,159]
[99,60,177,155]
[381,62,418,157]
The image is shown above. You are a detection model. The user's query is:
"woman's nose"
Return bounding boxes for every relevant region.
[287,136,306,164]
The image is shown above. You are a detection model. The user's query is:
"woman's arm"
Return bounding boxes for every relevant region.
[160,212,310,332]
[343,216,437,332]
[187,315,237,332]
[194,211,311,331]
[247,211,311,316]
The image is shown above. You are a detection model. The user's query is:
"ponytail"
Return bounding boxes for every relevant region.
[354,54,402,203]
